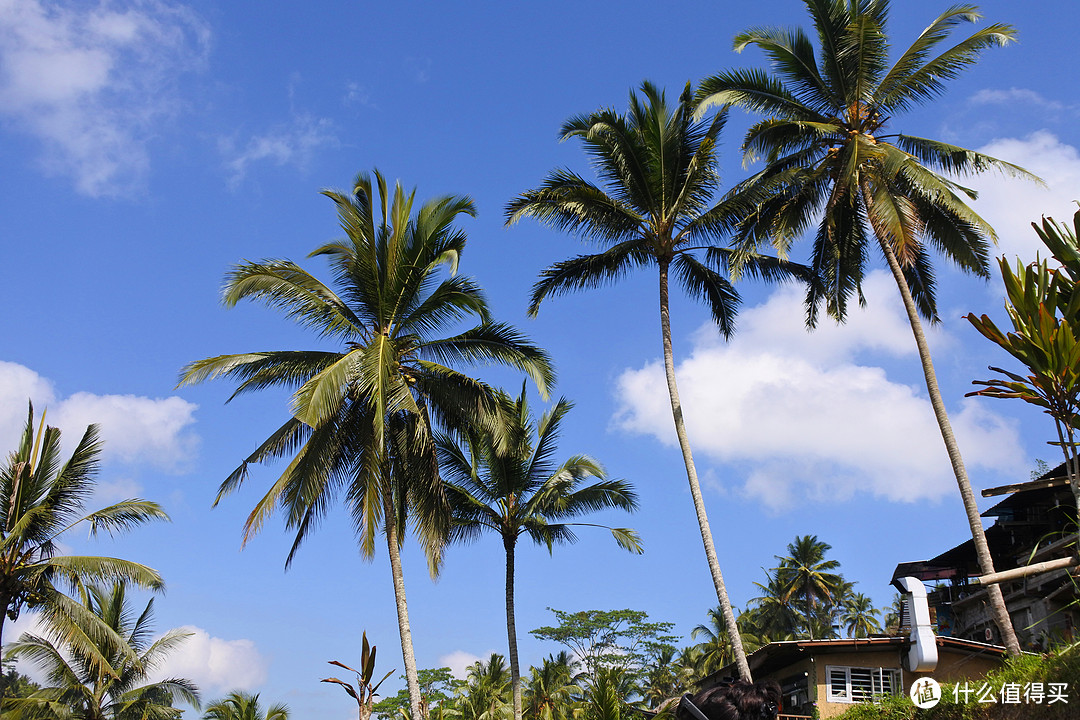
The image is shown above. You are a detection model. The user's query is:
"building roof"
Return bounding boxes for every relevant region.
[702,637,1007,686]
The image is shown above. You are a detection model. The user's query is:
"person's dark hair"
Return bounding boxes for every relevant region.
[677,680,781,720]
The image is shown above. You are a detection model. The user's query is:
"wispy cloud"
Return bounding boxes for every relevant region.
[612,272,1026,512]
[0,0,210,197]
[344,81,377,110]
[221,113,339,188]
[970,88,1069,114]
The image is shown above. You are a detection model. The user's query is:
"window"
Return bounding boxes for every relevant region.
[826,666,901,703]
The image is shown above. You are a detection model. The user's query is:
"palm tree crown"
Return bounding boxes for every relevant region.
[4,582,199,720]
[179,169,555,720]
[0,402,168,671]
[698,0,1034,326]
[203,692,289,720]
[774,535,842,639]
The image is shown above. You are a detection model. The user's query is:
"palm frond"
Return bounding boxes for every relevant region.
[527,240,654,317]
[671,253,740,338]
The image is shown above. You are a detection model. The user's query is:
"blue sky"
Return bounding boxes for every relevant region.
[2,0,1079,717]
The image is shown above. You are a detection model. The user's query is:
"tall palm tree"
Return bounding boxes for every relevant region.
[3,582,199,720]
[0,402,168,674]
[506,81,806,681]
[840,592,883,638]
[774,535,841,639]
[438,386,641,720]
[696,0,1038,654]
[179,170,554,720]
[203,692,289,720]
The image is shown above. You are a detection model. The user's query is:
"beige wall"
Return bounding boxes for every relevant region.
[792,648,1003,719]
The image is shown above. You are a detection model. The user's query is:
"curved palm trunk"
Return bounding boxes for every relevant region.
[504,536,523,720]
[384,493,425,720]
[657,259,752,680]
[878,237,1021,656]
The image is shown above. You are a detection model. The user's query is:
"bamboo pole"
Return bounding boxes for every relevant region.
[973,556,1080,585]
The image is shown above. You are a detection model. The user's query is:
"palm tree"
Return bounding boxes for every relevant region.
[203,692,289,720]
[840,592,883,638]
[439,386,641,720]
[883,592,906,635]
[3,581,199,720]
[641,647,685,710]
[696,0,1037,654]
[179,169,554,720]
[745,571,800,642]
[523,653,577,720]
[506,81,806,681]
[774,536,841,640]
[0,402,168,673]
[579,667,634,720]
[459,654,512,720]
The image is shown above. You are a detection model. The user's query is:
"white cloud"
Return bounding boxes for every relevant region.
[439,650,488,680]
[612,273,1026,511]
[969,132,1080,264]
[153,626,268,694]
[0,0,209,197]
[52,392,198,471]
[0,360,199,472]
[222,113,338,187]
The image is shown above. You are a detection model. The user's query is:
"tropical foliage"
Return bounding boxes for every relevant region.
[202,691,289,720]
[322,632,394,720]
[3,582,199,720]
[0,401,168,674]
[179,169,554,719]
[696,0,1035,655]
[967,209,1080,537]
[439,385,641,720]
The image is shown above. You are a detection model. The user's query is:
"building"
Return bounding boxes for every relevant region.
[702,636,1006,719]
[891,463,1079,650]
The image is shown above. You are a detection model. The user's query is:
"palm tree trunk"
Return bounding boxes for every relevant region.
[878,237,1021,656]
[384,493,426,720]
[505,536,523,720]
[657,258,752,680]
[1053,420,1080,561]
[805,589,814,640]
[0,592,7,651]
